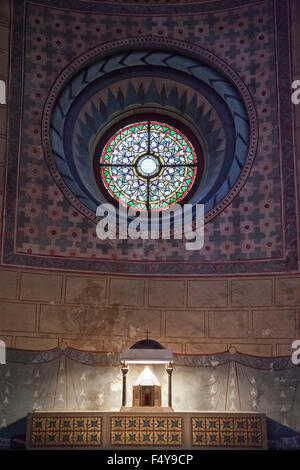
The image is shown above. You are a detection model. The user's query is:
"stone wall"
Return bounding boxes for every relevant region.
[0,0,299,358]
[0,269,299,356]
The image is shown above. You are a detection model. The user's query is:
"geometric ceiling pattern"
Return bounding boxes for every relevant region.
[2,0,297,275]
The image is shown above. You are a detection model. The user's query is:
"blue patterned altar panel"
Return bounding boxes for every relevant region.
[111,416,183,445]
[3,0,297,275]
[192,416,264,448]
[30,415,102,447]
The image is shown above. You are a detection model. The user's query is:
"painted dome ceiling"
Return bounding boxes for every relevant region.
[2,0,297,276]
[46,42,256,223]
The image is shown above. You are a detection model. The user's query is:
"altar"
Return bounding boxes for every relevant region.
[26,339,267,449]
[26,410,267,449]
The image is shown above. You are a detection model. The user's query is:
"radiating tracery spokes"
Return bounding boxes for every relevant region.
[100,121,197,211]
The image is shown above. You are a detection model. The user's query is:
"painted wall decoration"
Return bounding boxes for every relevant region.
[0,348,299,449]
[47,45,253,221]
[26,412,267,449]
[110,416,183,446]
[29,414,102,447]
[2,0,297,276]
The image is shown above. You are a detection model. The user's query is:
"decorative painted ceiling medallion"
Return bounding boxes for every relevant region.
[44,37,257,224]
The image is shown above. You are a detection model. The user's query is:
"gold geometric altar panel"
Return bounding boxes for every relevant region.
[27,412,266,449]
[111,416,183,446]
[192,416,264,448]
[30,415,102,447]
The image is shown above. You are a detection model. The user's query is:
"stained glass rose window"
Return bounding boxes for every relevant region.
[99,121,197,211]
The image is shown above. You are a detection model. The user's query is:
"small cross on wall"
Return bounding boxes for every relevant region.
[145,329,151,340]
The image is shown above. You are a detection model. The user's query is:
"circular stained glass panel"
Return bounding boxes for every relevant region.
[99,121,197,211]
